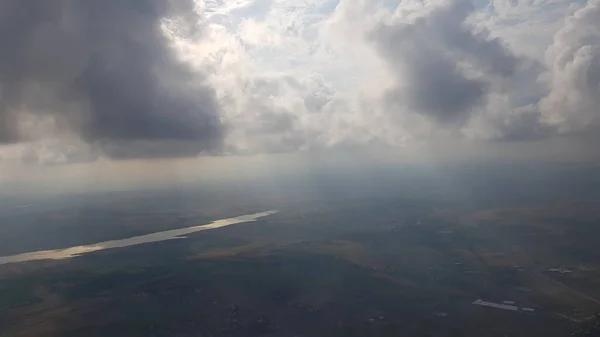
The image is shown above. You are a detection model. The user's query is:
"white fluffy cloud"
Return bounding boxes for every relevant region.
[540,0,600,133]
[190,0,541,152]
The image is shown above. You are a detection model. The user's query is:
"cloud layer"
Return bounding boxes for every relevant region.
[1,0,599,163]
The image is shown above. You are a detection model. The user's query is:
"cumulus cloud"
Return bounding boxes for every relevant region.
[0,0,222,158]
[371,0,520,125]
[208,0,550,150]
[540,0,600,133]
[220,73,335,154]
[1,0,598,164]
[461,96,541,140]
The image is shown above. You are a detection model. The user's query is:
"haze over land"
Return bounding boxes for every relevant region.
[1,164,600,337]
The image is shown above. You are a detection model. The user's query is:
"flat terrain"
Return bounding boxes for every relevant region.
[2,166,600,336]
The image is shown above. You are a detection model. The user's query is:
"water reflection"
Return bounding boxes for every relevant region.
[0,210,277,266]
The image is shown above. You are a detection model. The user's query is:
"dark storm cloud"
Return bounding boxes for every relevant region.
[372,0,519,124]
[396,55,488,123]
[0,0,222,158]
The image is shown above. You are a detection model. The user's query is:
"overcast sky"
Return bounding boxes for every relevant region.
[0,0,598,166]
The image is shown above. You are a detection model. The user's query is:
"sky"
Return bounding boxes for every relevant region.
[0,0,599,171]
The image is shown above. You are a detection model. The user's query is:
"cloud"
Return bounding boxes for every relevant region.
[1,0,597,164]
[220,72,335,154]
[207,0,548,152]
[540,0,600,133]
[0,0,222,158]
[191,0,600,153]
[461,96,542,141]
[371,0,520,125]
